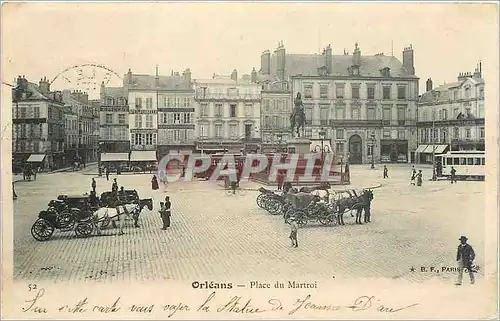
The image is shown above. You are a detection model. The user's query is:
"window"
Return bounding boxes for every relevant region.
[442,109,448,120]
[33,107,40,118]
[245,104,252,116]
[482,158,485,165]
[335,84,344,98]
[453,157,459,165]
[264,99,270,112]
[480,127,485,139]
[464,86,470,99]
[336,142,344,154]
[335,105,345,119]
[422,111,428,122]
[304,84,313,98]
[175,98,181,107]
[320,84,328,98]
[383,129,391,138]
[230,104,237,117]
[453,127,459,139]
[453,90,459,100]
[397,129,405,139]
[367,107,376,120]
[105,114,113,124]
[173,113,181,124]
[184,98,191,107]
[465,128,471,139]
[146,115,153,128]
[200,124,208,137]
[397,106,406,125]
[118,114,126,124]
[397,86,406,99]
[305,128,312,138]
[183,113,191,124]
[383,86,391,100]
[200,103,208,116]
[351,107,360,120]
[474,158,481,165]
[351,85,360,99]
[133,133,143,145]
[230,124,237,136]
[320,107,329,125]
[135,98,142,109]
[367,86,375,99]
[441,128,447,143]
[215,125,223,138]
[144,133,152,145]
[479,88,484,99]
[336,129,344,140]
[264,115,270,128]
[383,107,391,123]
[305,106,313,123]
[119,127,127,140]
[466,158,473,166]
[215,104,223,116]
[146,98,153,109]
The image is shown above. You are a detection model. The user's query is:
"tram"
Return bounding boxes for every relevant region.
[435,151,485,181]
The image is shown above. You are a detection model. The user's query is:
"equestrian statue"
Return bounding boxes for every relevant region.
[290,92,306,137]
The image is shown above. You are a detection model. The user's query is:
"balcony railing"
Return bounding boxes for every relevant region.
[195,93,261,101]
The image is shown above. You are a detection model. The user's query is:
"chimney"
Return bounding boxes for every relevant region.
[325,44,333,75]
[426,78,433,92]
[457,72,471,82]
[260,50,271,75]
[251,67,257,83]
[231,69,238,82]
[183,68,192,84]
[402,45,415,76]
[155,65,159,88]
[39,76,50,94]
[274,41,286,81]
[352,42,361,66]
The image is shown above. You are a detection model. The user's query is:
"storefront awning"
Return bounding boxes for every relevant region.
[422,145,448,154]
[26,154,46,162]
[101,153,129,162]
[130,151,157,162]
[415,145,428,153]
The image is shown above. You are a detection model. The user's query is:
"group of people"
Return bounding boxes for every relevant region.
[410,166,424,186]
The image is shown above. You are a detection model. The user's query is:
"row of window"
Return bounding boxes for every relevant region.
[134,97,192,109]
[196,87,257,97]
[420,105,483,121]
[297,105,407,122]
[131,133,157,146]
[303,83,408,100]
[198,124,253,138]
[444,157,485,166]
[262,99,290,113]
[159,129,195,143]
[447,86,484,101]
[199,103,253,117]
[105,113,127,124]
[160,112,193,125]
[13,106,41,119]
[420,127,485,142]
[262,116,290,129]
[102,127,128,140]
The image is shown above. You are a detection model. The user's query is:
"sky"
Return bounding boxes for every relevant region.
[2,2,498,98]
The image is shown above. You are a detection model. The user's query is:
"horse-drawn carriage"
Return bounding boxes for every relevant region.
[30,191,154,241]
[282,192,338,227]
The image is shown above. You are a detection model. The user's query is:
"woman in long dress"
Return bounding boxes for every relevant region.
[151,175,159,190]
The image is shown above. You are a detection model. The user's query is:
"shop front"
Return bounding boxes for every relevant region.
[130,150,158,173]
[380,139,409,163]
[414,144,449,164]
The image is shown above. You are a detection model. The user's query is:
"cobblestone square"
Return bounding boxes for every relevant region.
[13,164,485,284]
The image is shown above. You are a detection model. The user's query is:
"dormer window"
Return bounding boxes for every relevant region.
[352,66,360,76]
[380,67,391,77]
[106,97,114,105]
[317,66,328,77]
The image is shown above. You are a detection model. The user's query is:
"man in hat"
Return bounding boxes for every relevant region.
[289,217,299,248]
[455,236,476,285]
[112,178,118,192]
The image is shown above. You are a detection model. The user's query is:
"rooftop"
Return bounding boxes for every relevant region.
[127,74,191,90]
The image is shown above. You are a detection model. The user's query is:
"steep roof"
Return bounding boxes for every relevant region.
[419,81,464,104]
[267,53,416,78]
[128,74,191,90]
[103,86,126,99]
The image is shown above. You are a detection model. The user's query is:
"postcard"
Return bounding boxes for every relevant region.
[1,2,498,319]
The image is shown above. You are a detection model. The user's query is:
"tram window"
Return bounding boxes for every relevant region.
[446,158,453,165]
[467,158,474,165]
[453,158,460,165]
[482,158,485,165]
[475,158,481,165]
[460,158,467,165]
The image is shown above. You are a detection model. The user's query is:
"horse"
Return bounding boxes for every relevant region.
[290,112,305,138]
[91,203,140,235]
[332,191,364,225]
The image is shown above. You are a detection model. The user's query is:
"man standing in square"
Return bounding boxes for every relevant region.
[455,235,476,285]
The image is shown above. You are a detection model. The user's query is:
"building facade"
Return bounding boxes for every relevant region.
[62,90,99,163]
[99,83,130,153]
[12,76,66,169]
[416,65,484,163]
[63,106,79,165]
[258,42,419,164]
[193,71,262,153]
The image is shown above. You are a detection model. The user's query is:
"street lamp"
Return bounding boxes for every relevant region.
[369,133,376,169]
[318,127,327,159]
[97,141,104,176]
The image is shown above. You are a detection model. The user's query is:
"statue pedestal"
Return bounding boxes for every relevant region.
[286,138,312,155]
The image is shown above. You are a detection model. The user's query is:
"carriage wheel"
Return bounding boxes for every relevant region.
[58,212,75,231]
[323,214,339,227]
[74,222,93,238]
[318,215,330,226]
[267,200,283,216]
[256,194,266,208]
[100,216,111,228]
[31,219,55,241]
[283,208,295,222]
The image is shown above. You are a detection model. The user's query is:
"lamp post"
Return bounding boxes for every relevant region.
[276,133,283,152]
[97,141,104,177]
[318,127,326,159]
[340,155,344,183]
[369,133,376,169]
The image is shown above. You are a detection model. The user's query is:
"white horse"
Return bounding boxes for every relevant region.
[92,204,140,235]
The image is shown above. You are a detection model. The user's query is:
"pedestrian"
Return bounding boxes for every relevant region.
[450,166,457,184]
[383,165,388,179]
[410,166,416,186]
[162,196,172,229]
[105,167,110,181]
[455,236,476,285]
[151,175,159,190]
[289,217,299,248]
[13,183,17,200]
[112,178,118,192]
[33,166,38,181]
[277,171,284,191]
[416,170,423,186]
[91,178,97,193]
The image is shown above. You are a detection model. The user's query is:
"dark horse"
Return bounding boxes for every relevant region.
[334,189,373,225]
[290,92,306,137]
